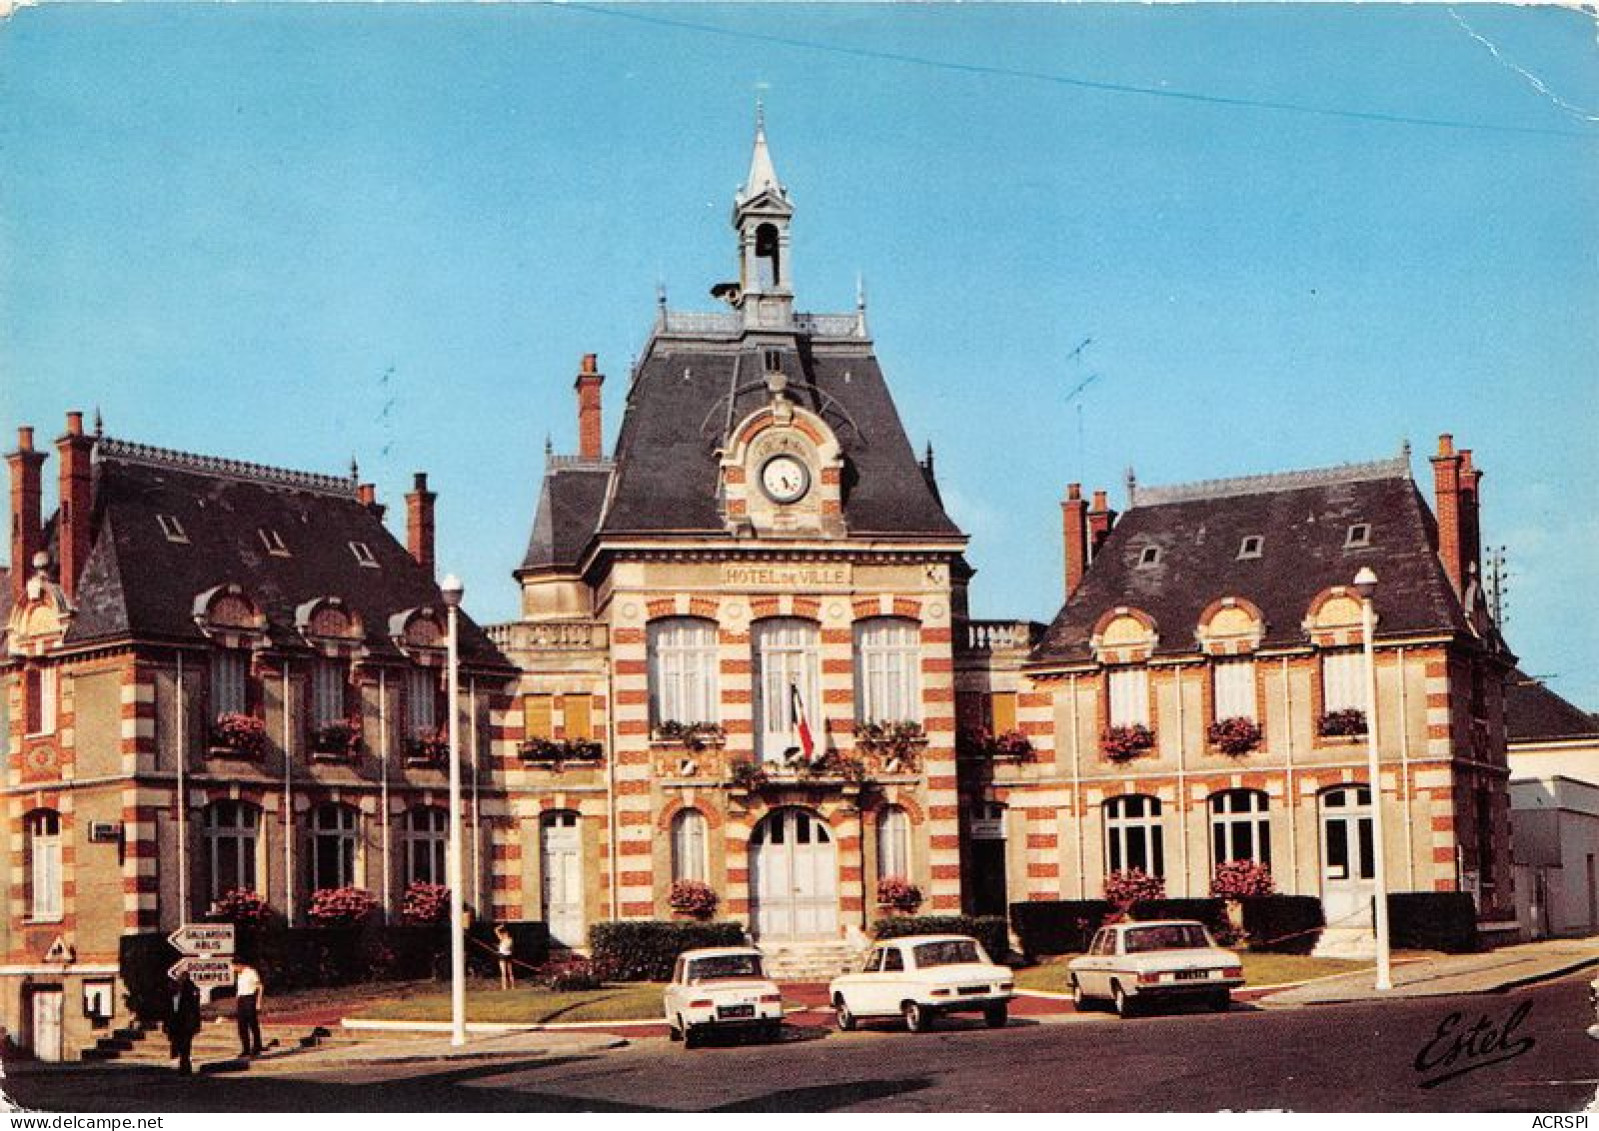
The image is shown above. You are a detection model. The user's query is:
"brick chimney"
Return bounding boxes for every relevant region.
[1088,489,1118,559]
[8,426,46,605]
[56,411,94,601]
[405,472,436,575]
[1061,482,1089,598]
[1458,447,1483,592]
[357,482,385,520]
[575,353,604,460]
[1431,433,1472,598]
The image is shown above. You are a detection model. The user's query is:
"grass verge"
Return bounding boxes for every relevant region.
[354,980,667,1024]
[1012,952,1373,993]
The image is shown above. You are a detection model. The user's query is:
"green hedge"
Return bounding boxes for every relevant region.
[588,920,746,981]
[1387,892,1480,953]
[1010,901,1111,957]
[1129,898,1231,939]
[1240,896,1324,954]
[872,915,1009,962]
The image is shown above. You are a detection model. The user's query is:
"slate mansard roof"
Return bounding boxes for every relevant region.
[521,323,963,575]
[1505,671,1599,743]
[61,439,509,669]
[1033,456,1473,666]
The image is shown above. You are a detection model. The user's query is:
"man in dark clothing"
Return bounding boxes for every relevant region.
[165,972,203,1075]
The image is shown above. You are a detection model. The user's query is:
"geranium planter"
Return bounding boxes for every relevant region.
[1207,716,1263,756]
[209,712,268,759]
[1101,724,1156,762]
[1318,709,1368,738]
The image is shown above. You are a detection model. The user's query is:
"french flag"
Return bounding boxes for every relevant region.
[789,683,816,763]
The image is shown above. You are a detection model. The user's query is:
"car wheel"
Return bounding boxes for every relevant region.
[1070,977,1090,1010]
[1112,983,1136,1019]
[903,1001,931,1033]
[761,1021,782,1043]
[984,1003,1008,1029]
[682,1020,701,1050]
[667,1015,682,1042]
[1210,990,1231,1013]
[834,996,857,1032]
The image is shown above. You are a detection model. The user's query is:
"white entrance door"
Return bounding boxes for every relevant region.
[750,808,839,940]
[541,811,584,949]
[1320,785,1375,927]
[31,988,63,1062]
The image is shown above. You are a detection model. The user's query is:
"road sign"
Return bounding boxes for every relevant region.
[167,956,234,989]
[168,923,235,957]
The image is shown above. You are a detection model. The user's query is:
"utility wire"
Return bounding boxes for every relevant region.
[563,2,1593,140]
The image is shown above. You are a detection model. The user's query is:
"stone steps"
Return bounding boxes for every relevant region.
[758,941,862,981]
[80,1021,329,1065]
[1312,926,1377,960]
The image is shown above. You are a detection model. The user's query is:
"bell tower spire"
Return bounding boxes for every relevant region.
[731,102,795,331]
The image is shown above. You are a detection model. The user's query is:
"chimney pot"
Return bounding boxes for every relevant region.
[1091,489,1109,511]
[1067,482,1082,501]
[405,472,438,576]
[1437,433,1455,456]
[17,426,33,452]
[66,411,83,437]
[413,471,429,492]
[581,353,598,375]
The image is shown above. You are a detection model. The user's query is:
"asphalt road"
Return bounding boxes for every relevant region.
[6,973,1595,1113]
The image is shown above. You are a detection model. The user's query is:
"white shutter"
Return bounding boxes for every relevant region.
[1213,658,1257,721]
[650,619,719,725]
[1321,651,1364,713]
[1108,667,1150,727]
[855,619,921,724]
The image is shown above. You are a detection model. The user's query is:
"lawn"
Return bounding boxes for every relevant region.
[354,980,668,1024]
[1012,952,1372,993]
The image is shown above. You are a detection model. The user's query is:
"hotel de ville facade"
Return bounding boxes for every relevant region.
[1,122,1516,1057]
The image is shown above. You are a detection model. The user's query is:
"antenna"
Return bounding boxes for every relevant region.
[1062,336,1100,485]
[1486,544,1509,629]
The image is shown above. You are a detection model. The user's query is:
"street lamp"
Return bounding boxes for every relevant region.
[440,573,467,1045]
[1353,566,1393,992]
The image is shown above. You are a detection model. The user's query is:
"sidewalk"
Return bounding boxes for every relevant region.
[1258,937,1597,1007]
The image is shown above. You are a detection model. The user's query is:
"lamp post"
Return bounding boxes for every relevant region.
[440,573,468,1045]
[1353,566,1392,991]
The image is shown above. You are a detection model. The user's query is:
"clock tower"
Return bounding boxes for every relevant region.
[729,106,795,332]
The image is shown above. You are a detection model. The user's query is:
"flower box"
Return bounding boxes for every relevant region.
[309,719,362,759]
[518,737,604,767]
[875,876,923,915]
[651,721,725,752]
[853,721,926,767]
[1101,723,1156,762]
[209,712,268,759]
[957,727,1034,762]
[668,879,719,920]
[403,727,450,766]
[1318,708,1368,738]
[1207,716,1263,756]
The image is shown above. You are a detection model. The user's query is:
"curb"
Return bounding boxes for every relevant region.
[1266,955,1599,1006]
[337,1036,631,1066]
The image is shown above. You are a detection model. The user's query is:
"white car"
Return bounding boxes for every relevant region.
[663,947,784,1048]
[1068,920,1243,1018]
[828,934,1015,1033]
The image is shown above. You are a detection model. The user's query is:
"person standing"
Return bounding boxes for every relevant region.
[232,959,264,1057]
[495,924,516,990]
[165,971,202,1075]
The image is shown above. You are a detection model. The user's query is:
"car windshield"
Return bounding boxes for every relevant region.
[911,939,983,968]
[1123,925,1212,953]
[687,955,763,981]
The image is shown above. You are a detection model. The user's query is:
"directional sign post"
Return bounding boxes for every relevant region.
[168,924,236,958]
[167,955,235,989]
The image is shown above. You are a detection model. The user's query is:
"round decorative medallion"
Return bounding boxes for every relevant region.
[927,603,946,620]
[759,454,811,504]
[827,603,846,621]
[26,745,58,773]
[619,602,639,621]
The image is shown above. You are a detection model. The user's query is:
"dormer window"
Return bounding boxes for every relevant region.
[1237,535,1264,560]
[1345,523,1372,548]
[157,514,188,544]
[258,528,290,557]
[1137,546,1161,568]
[349,542,378,569]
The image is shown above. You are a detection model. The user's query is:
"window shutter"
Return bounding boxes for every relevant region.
[524,694,554,740]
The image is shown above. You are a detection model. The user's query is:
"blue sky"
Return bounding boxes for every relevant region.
[2,3,1596,706]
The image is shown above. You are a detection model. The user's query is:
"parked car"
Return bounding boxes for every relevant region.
[1068,920,1243,1018]
[663,947,784,1049]
[828,934,1014,1033]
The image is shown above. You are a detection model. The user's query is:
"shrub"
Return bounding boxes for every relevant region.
[210,712,269,758]
[1210,860,1276,900]
[308,886,380,927]
[1207,716,1263,756]
[588,920,745,981]
[1318,708,1367,738]
[1129,898,1231,940]
[540,956,613,992]
[728,759,769,790]
[1104,868,1165,910]
[1387,892,1480,953]
[872,915,1009,963]
[1010,900,1112,956]
[400,881,451,926]
[119,933,181,1025]
[1239,896,1325,954]
[1101,724,1156,761]
[875,876,924,912]
[668,880,719,920]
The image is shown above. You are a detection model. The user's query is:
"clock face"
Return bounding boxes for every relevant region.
[760,454,811,504]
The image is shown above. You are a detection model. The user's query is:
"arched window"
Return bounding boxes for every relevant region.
[25,810,62,921]
[402,807,448,887]
[876,805,911,880]
[203,800,261,903]
[1210,790,1271,867]
[671,809,708,883]
[311,803,360,891]
[1104,795,1163,877]
[854,618,921,725]
[752,618,820,761]
[648,618,719,727]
